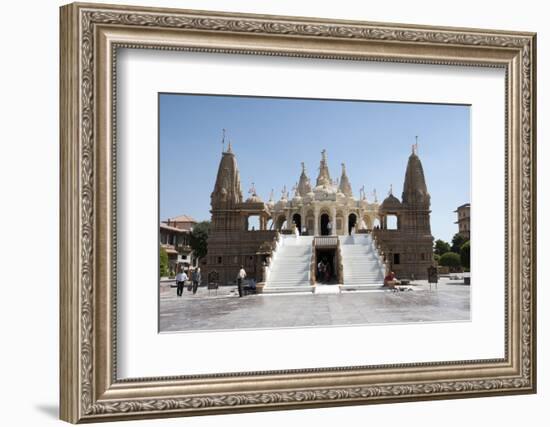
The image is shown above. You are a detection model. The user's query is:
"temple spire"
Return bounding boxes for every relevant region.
[211,143,243,209]
[338,162,353,196]
[297,161,312,196]
[316,149,332,188]
[402,146,430,206]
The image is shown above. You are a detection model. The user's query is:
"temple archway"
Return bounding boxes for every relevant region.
[348,213,357,235]
[292,213,302,234]
[320,213,330,236]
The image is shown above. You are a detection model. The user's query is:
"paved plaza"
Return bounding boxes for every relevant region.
[159,278,470,332]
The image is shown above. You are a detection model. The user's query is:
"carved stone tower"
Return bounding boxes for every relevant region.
[210,143,244,231]
[204,143,276,286]
[401,148,432,235]
[375,146,434,279]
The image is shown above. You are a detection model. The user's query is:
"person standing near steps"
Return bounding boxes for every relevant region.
[236,265,247,297]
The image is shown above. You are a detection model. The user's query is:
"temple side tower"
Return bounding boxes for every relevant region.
[205,143,276,286]
[374,145,434,279]
[210,143,244,231]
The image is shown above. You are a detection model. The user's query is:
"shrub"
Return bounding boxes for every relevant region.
[434,239,451,256]
[439,252,461,269]
[451,233,468,253]
[190,221,211,262]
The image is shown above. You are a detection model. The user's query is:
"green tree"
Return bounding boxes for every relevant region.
[159,246,169,278]
[451,233,468,253]
[438,252,461,268]
[434,239,451,256]
[460,241,470,269]
[433,254,440,264]
[190,221,211,262]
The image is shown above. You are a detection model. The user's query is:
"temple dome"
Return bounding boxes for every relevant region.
[380,193,402,210]
[246,193,263,204]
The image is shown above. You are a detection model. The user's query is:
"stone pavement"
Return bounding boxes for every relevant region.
[159,279,470,332]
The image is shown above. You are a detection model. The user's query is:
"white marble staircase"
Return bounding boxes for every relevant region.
[339,234,385,289]
[264,235,314,293]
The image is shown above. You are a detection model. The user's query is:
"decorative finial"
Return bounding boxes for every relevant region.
[227,139,233,153]
[321,149,327,162]
[221,128,226,152]
[281,185,287,199]
[248,182,256,196]
[373,188,378,203]
[301,161,306,173]
[413,135,419,155]
[360,185,366,201]
[389,184,393,196]
[341,163,346,174]
[269,189,274,203]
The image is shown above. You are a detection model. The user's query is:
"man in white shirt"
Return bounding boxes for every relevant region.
[236,266,246,297]
[175,266,188,297]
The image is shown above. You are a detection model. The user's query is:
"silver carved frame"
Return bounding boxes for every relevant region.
[59,2,537,423]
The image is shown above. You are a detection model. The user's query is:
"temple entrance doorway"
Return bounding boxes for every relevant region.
[315,249,337,284]
[292,213,302,234]
[320,213,330,235]
[348,213,357,235]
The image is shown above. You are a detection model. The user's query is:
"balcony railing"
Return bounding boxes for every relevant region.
[314,236,338,247]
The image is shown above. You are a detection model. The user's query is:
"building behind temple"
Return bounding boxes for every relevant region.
[160,214,198,274]
[203,142,434,288]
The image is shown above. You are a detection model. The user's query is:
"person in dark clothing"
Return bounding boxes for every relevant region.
[175,266,188,297]
[192,267,201,294]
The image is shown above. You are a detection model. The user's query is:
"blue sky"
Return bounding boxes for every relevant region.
[159,94,470,243]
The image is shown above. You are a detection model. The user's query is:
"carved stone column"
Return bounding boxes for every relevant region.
[331,206,337,235]
[314,206,319,236]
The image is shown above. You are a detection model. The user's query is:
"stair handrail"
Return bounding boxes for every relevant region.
[337,237,344,285]
[264,231,283,284]
[309,237,316,286]
[371,232,389,276]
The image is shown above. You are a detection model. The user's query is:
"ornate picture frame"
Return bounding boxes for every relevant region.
[60,2,536,423]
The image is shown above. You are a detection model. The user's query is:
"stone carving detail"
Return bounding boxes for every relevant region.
[78,8,534,417]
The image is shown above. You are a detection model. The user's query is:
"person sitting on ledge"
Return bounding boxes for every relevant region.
[384,271,401,288]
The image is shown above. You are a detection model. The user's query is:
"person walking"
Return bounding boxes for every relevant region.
[192,267,201,295]
[236,265,247,297]
[175,266,188,297]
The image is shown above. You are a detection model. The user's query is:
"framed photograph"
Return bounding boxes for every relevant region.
[60,2,537,423]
